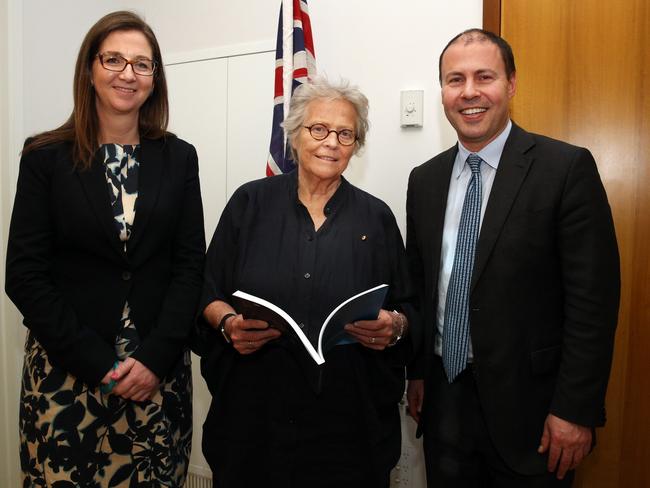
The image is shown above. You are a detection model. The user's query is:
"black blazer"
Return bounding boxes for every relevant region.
[406,123,620,474]
[5,136,205,385]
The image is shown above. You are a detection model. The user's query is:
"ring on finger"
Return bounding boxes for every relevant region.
[370,337,376,344]
[248,340,254,346]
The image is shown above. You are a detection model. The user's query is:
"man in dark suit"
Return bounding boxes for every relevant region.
[406,29,620,487]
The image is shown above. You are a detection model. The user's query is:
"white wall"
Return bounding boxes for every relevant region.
[3,0,482,485]
[1,0,24,486]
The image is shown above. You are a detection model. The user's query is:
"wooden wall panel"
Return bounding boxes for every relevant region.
[620,4,650,484]
[482,0,501,34]
[488,0,650,486]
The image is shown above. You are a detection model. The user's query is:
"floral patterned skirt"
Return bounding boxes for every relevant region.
[19,327,192,488]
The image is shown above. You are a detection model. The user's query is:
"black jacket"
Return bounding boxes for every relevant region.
[406,123,620,474]
[6,136,205,384]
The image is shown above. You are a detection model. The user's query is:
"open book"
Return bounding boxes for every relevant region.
[231,284,389,365]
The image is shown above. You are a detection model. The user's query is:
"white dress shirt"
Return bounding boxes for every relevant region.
[434,120,513,358]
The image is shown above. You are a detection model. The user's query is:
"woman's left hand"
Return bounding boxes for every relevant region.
[111,358,160,402]
[344,309,394,350]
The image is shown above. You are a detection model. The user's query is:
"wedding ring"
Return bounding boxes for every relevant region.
[370,337,376,344]
[248,340,253,346]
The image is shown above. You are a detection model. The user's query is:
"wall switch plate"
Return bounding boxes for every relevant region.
[400,90,424,127]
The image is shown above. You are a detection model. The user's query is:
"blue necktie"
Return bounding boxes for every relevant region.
[442,153,483,383]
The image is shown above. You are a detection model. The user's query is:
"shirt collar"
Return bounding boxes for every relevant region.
[454,119,512,178]
[289,168,350,213]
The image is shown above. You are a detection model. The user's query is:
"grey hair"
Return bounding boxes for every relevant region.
[282,77,369,162]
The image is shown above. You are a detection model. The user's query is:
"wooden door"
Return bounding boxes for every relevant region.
[484,1,649,486]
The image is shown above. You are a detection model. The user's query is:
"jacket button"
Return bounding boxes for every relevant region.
[122,271,132,281]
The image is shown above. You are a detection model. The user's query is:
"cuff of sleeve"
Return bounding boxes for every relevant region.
[39,331,116,386]
[131,336,183,380]
[407,354,426,380]
[549,401,606,428]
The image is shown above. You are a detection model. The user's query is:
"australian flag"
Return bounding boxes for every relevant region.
[266,0,316,176]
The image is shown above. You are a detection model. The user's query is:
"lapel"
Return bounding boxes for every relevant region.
[127,137,164,254]
[471,124,535,291]
[426,145,457,299]
[77,148,126,259]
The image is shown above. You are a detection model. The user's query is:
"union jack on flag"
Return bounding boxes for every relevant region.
[266,0,317,176]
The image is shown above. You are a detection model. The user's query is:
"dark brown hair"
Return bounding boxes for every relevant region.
[23,10,170,169]
[438,28,516,84]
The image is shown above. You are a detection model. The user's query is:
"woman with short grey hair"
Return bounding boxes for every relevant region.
[197,77,418,487]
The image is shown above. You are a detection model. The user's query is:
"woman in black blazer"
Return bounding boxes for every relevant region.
[5,11,205,487]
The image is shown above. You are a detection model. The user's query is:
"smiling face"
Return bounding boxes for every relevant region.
[293,98,357,184]
[440,39,516,152]
[92,29,154,120]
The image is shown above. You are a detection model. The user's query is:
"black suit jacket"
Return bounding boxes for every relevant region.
[406,123,620,474]
[5,136,205,385]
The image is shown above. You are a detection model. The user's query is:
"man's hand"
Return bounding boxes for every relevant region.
[538,413,592,479]
[406,379,425,423]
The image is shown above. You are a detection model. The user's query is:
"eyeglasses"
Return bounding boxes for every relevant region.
[303,124,357,146]
[96,52,157,76]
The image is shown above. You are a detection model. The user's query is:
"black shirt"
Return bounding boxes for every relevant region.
[197,171,417,487]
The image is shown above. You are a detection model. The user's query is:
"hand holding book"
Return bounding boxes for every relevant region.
[231,284,390,364]
[344,308,396,350]
[223,315,282,355]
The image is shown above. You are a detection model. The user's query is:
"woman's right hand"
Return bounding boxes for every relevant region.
[225,314,282,354]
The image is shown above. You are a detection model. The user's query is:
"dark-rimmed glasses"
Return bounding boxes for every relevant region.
[303,124,357,146]
[96,52,157,76]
